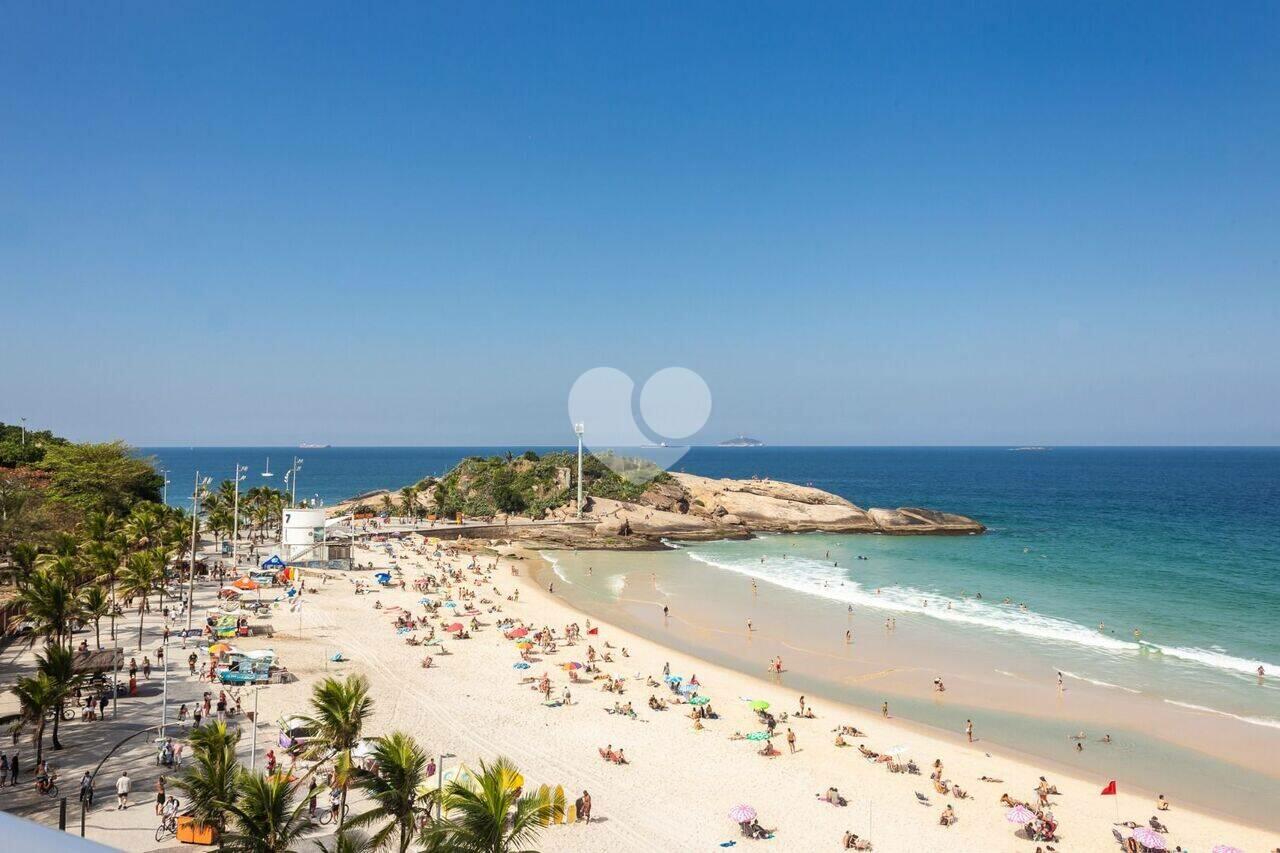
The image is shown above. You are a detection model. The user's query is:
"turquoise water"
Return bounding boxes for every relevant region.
[146,446,1279,714]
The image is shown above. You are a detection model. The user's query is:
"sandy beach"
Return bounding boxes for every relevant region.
[235,536,1277,853]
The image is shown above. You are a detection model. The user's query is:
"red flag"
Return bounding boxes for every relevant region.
[1100,781,1117,796]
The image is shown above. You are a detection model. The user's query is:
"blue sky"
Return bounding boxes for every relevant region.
[2,2,1277,446]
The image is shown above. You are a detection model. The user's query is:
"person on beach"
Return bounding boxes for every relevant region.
[787,728,797,753]
[881,701,889,718]
[1157,793,1170,811]
[845,630,852,644]
[155,777,166,815]
[966,719,973,742]
[579,789,591,823]
[115,770,131,809]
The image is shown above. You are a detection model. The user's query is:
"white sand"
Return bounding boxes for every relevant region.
[245,541,1275,853]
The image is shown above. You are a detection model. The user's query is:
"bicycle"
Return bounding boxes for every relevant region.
[155,813,178,843]
[35,774,59,798]
[318,803,350,826]
[43,706,75,722]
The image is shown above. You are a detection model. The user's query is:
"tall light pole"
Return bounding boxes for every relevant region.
[574,423,585,518]
[184,473,210,641]
[160,469,170,505]
[20,417,27,446]
[287,457,304,508]
[230,463,247,583]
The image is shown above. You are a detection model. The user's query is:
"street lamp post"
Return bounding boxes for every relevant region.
[574,423,585,518]
[288,457,304,507]
[230,463,247,586]
[160,469,170,505]
[20,417,26,446]
[184,473,210,642]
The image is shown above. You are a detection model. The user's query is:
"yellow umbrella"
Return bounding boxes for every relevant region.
[516,641,533,650]
[208,642,232,654]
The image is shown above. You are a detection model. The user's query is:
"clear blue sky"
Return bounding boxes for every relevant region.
[2,2,1277,446]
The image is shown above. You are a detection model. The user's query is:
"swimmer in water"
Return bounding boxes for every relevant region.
[845,630,852,644]
[746,619,753,633]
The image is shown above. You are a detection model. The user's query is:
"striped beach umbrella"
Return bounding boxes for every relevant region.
[1131,828,1167,850]
[1005,805,1035,824]
[727,805,756,823]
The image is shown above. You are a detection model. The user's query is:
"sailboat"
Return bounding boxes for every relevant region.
[262,457,274,478]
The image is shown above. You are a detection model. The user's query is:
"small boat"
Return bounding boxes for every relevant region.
[262,457,274,477]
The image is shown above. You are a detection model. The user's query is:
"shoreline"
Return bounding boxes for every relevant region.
[530,547,1280,836]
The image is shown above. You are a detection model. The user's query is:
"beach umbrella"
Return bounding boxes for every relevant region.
[509,627,529,638]
[516,641,534,650]
[207,643,232,655]
[444,601,458,608]
[678,682,699,694]
[665,675,683,683]
[689,696,710,706]
[232,577,259,591]
[727,805,757,823]
[512,662,530,670]
[885,744,909,756]
[749,700,770,711]
[1004,805,1035,824]
[562,662,582,670]
[745,731,771,741]
[1131,828,1167,850]
[445,623,464,632]
[1212,846,1244,853]
[418,597,432,605]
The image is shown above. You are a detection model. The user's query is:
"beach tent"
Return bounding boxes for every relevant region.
[261,555,286,569]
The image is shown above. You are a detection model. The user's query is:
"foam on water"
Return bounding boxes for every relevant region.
[1058,670,1142,694]
[1163,700,1280,730]
[540,552,571,585]
[685,551,1278,681]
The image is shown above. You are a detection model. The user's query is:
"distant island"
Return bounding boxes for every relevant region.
[719,435,765,447]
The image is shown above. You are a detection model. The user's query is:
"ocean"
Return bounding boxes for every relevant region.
[145,445,1280,682]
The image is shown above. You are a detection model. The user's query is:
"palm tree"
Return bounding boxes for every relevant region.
[174,721,242,839]
[117,549,163,650]
[78,584,111,649]
[207,508,234,549]
[19,568,76,647]
[11,673,60,766]
[9,542,39,588]
[222,772,314,853]
[398,487,418,520]
[303,675,373,829]
[125,503,164,551]
[81,510,118,545]
[36,643,82,750]
[379,495,394,517]
[346,732,431,852]
[421,757,550,853]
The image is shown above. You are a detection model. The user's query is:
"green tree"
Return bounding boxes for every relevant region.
[314,829,372,853]
[117,549,163,650]
[11,673,61,766]
[174,721,242,838]
[9,541,40,588]
[19,568,77,647]
[346,732,431,853]
[303,675,373,829]
[421,757,550,853]
[222,772,314,853]
[35,642,83,750]
[39,441,162,516]
[78,583,111,649]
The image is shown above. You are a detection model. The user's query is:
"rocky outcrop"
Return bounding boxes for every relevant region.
[502,473,983,549]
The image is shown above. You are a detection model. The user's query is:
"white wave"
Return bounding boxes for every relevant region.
[539,551,571,585]
[1058,670,1141,694]
[1141,641,1278,678]
[1162,700,1280,730]
[685,551,1140,654]
[995,669,1018,678]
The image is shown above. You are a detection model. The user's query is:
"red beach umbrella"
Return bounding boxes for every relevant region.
[445,622,464,632]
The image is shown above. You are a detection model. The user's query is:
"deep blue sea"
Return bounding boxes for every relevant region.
[145,445,1279,695]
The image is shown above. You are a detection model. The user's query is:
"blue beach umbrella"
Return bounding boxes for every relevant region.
[665,675,683,683]
[678,683,699,694]
[689,696,710,706]
[745,731,771,741]
[513,662,531,670]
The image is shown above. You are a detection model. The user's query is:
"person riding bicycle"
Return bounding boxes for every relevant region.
[162,795,180,822]
[35,761,55,794]
[328,786,341,822]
